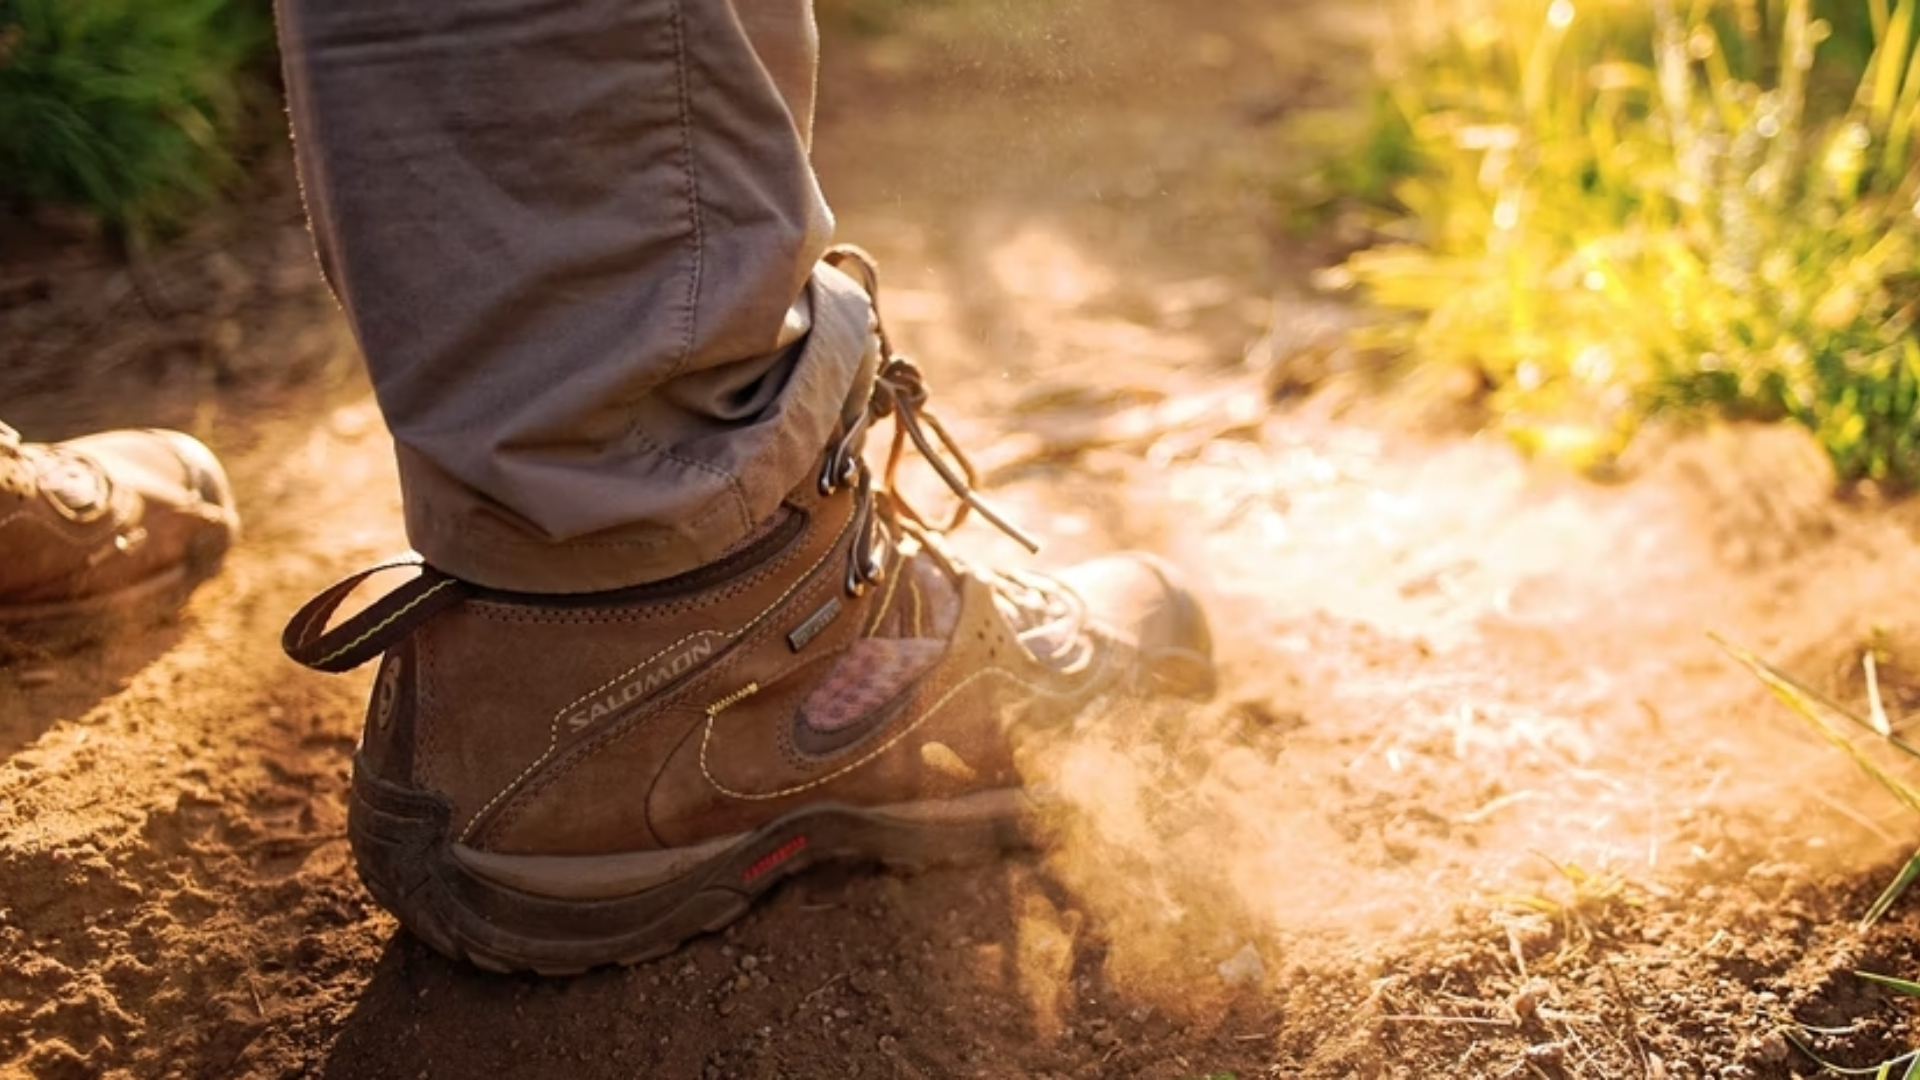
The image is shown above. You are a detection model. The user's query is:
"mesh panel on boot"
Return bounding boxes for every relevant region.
[800,637,946,735]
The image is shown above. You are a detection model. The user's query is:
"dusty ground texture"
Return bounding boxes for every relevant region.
[6,0,1920,1077]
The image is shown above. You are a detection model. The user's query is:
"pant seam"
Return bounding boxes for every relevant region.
[629,424,756,538]
[667,0,705,385]
[660,0,752,539]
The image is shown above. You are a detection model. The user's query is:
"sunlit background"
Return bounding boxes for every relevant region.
[6,1,1920,1077]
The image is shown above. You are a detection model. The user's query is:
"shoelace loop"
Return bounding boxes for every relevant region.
[820,247,1041,598]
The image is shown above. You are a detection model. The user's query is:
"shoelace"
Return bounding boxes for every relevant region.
[820,246,1091,669]
[818,246,1040,592]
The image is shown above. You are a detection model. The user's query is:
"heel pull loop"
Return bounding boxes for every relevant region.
[283,556,466,673]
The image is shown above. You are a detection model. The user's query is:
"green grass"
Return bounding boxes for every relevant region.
[1324,0,1920,486]
[1714,634,1920,928]
[1783,971,1920,1076]
[1715,635,1920,1075]
[0,0,276,235]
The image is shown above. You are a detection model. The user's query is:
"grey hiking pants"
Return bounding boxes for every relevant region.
[274,0,872,592]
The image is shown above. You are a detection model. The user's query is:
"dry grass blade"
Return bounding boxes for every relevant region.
[1711,633,1920,927]
[1869,650,1894,736]
[1866,851,1920,928]
[1781,1026,1920,1078]
[1711,634,1920,802]
[1857,971,1920,1000]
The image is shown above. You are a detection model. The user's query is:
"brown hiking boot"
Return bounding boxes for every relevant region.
[0,423,239,654]
[283,254,1216,975]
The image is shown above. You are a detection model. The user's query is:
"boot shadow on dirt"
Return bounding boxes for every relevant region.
[1,623,189,760]
[312,854,1281,1080]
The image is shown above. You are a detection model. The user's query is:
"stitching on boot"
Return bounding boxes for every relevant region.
[862,559,905,636]
[707,683,760,715]
[697,592,1120,802]
[700,577,1098,796]
[486,531,854,843]
[315,579,457,669]
[416,632,443,795]
[459,505,860,844]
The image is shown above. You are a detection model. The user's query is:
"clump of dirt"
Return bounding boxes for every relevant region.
[6,2,1920,1079]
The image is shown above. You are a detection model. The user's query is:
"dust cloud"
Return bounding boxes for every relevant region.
[996,420,1918,1012]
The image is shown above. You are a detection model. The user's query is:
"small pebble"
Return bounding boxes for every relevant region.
[1217,943,1265,988]
[1510,977,1553,1023]
[1754,1032,1790,1065]
[1524,1042,1564,1066]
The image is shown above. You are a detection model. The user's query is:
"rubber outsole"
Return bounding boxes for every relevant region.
[347,754,1033,975]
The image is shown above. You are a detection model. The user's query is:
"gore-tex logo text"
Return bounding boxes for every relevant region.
[565,633,723,732]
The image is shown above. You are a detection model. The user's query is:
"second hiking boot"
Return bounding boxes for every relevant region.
[0,423,239,654]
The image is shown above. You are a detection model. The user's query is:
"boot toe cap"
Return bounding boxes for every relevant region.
[1055,552,1216,699]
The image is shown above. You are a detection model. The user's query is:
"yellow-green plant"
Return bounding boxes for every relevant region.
[0,0,275,235]
[1339,0,1920,485]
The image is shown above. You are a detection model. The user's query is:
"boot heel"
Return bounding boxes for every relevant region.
[348,753,756,974]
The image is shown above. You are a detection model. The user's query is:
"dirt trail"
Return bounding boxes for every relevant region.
[7,1,1920,1078]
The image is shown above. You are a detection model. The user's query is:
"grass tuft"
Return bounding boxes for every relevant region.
[0,0,276,235]
[1327,0,1920,486]
[1715,636,1920,1074]
[1711,633,1920,928]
